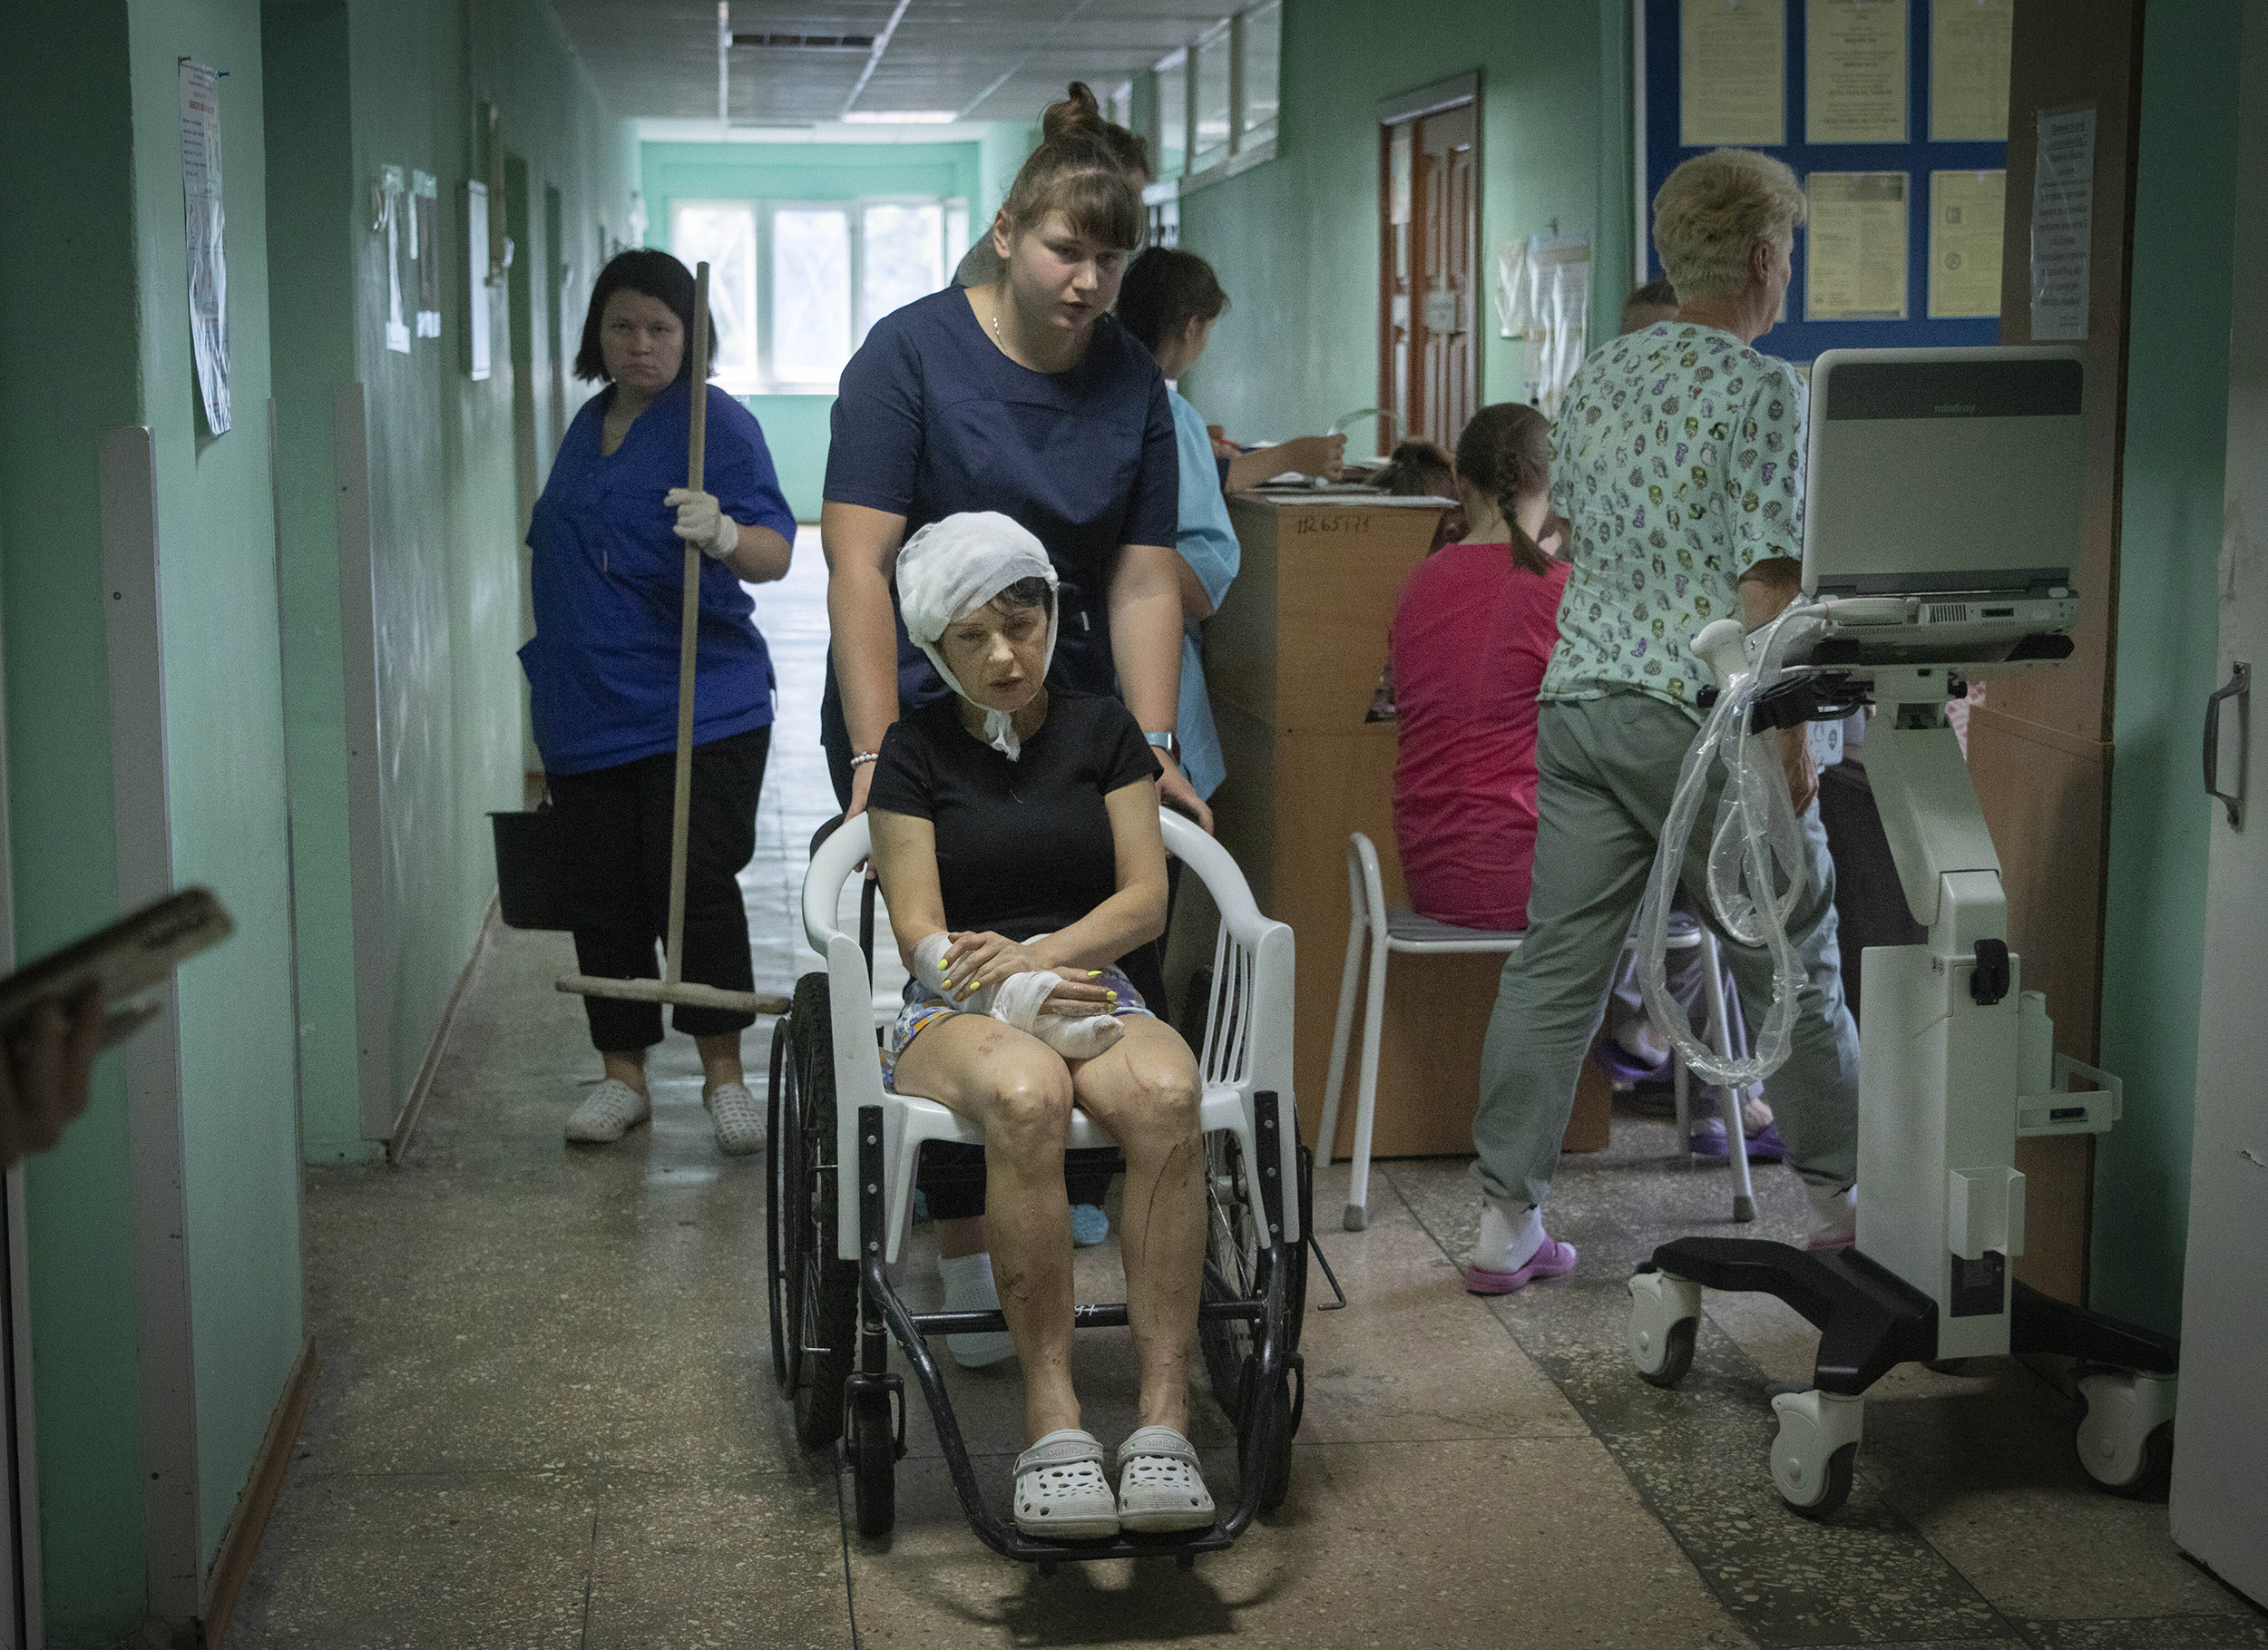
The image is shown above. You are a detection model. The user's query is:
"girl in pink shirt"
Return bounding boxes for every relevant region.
[1390,404,1569,931]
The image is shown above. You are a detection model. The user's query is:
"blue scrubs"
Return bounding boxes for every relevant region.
[1165,387,1239,801]
[820,288,1178,773]
[522,379,797,776]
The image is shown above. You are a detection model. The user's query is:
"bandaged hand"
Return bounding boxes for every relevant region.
[664,487,740,560]
[914,932,1124,1061]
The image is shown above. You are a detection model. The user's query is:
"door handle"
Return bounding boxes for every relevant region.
[2204,659,2250,826]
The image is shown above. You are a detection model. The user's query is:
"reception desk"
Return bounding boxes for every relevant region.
[1200,493,1526,1158]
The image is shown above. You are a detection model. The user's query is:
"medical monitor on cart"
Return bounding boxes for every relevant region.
[1800,347,2086,669]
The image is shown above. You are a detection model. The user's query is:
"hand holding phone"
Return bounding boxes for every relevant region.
[0,985,103,1170]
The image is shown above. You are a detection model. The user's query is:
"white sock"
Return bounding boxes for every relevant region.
[1804,1182,1858,1237]
[1471,1197,1545,1273]
[938,1249,999,1308]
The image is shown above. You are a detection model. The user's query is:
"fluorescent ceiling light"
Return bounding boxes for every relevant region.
[841,110,958,123]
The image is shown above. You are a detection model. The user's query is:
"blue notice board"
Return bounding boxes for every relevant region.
[1639,0,2009,362]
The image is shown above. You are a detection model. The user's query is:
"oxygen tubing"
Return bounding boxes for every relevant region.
[1632,605,1828,1089]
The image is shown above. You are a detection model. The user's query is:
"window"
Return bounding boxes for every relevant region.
[668,200,760,389]
[861,202,944,340]
[1156,48,1188,181]
[670,193,954,394]
[1194,24,1233,172]
[1241,1,1280,149]
[1108,80,1133,132]
[770,208,852,386]
[1147,1,1281,190]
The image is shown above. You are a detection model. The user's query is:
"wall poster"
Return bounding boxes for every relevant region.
[1929,169,2006,317]
[179,60,230,434]
[412,170,442,338]
[1805,0,1908,145]
[382,165,411,354]
[2028,106,2095,340]
[1931,0,2015,142]
[1805,171,1910,320]
[1494,232,1593,418]
[1680,0,1785,145]
[466,181,493,381]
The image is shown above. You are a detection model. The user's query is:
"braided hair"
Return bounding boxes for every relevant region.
[1452,404,1554,576]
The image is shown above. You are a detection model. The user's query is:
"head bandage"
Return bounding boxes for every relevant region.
[895,512,1060,760]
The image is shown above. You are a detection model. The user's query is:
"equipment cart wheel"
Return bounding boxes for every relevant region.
[2075,1370,2177,1499]
[1626,1269,1703,1389]
[1202,1133,1312,1511]
[1768,1389,1863,1519]
[848,1385,898,1538]
[772,971,858,1453]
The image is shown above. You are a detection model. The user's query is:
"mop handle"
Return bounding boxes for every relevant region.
[663,261,710,989]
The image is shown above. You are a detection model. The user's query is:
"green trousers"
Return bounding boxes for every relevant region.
[1472,692,1862,1209]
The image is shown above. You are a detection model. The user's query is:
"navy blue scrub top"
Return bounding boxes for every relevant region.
[822,287,1178,715]
[522,378,797,776]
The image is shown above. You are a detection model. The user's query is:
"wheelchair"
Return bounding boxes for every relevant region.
[767,807,1329,1567]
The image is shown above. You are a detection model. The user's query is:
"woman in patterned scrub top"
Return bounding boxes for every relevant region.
[1457,148,1866,1295]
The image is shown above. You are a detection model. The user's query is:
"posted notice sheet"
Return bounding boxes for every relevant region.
[1806,171,1910,321]
[1929,170,2005,317]
[1806,0,1908,145]
[2029,107,2095,341]
[179,61,230,434]
[1931,0,2015,141]
[1681,0,1785,146]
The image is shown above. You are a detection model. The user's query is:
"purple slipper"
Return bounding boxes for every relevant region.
[1463,1237,1579,1295]
[1594,1037,1669,1088]
[1687,1120,1788,1162]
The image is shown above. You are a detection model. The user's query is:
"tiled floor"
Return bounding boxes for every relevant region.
[227,534,2263,1648]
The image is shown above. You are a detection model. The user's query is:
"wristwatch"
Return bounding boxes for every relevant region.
[1144,729,1182,766]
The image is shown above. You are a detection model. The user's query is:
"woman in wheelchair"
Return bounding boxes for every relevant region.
[865,511,1216,1540]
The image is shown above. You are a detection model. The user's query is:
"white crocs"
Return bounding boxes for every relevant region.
[565,1078,650,1144]
[703,1080,766,1156]
[1012,1429,1119,1539]
[1113,1426,1216,1533]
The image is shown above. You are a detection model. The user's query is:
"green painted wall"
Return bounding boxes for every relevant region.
[9,2,307,1635]
[269,0,634,1165]
[2,11,146,1637]
[1177,0,1634,447]
[640,141,986,519]
[980,122,1041,223]
[126,0,307,1580]
[2093,0,2245,1338]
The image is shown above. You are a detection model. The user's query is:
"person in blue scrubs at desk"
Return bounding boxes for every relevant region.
[522,249,797,1157]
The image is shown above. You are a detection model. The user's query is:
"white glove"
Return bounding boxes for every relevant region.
[665,487,739,561]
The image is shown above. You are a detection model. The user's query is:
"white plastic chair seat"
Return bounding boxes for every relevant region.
[1380,907,1526,952]
[1318,832,1754,1233]
[803,810,1300,1264]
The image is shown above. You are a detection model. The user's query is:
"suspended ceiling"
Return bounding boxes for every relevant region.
[549,0,1243,129]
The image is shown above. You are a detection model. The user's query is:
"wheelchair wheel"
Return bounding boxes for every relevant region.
[766,1015,795,1391]
[772,971,859,1454]
[1201,1129,1311,1508]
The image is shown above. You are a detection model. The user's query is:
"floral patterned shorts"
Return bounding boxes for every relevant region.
[878,964,1151,1090]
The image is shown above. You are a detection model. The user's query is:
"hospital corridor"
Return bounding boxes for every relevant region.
[3,1,2267,1646]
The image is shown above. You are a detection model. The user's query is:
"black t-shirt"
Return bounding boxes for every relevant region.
[868,690,1159,942]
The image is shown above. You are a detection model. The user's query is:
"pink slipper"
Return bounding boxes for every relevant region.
[1463,1237,1578,1295]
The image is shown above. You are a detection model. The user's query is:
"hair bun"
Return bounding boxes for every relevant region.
[1041,82,1107,143]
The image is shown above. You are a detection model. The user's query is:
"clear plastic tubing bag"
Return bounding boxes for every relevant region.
[1632,607,1826,1090]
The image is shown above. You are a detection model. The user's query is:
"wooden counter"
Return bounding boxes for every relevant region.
[1203,492,1524,1159]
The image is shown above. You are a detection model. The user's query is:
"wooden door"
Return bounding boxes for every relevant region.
[1379,101,1477,453]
